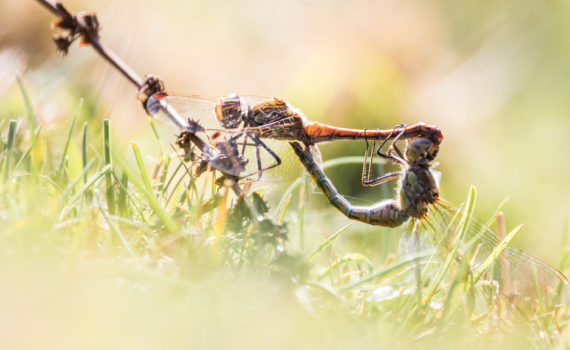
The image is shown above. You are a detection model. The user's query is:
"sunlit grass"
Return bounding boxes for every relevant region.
[0,81,568,349]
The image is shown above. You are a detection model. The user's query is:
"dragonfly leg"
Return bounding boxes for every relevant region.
[362,129,375,185]
[362,172,401,187]
[227,131,265,182]
[376,124,407,165]
[389,124,407,160]
[210,140,248,179]
[240,134,282,182]
[362,132,402,186]
[362,126,406,186]
[254,136,263,181]
[239,132,248,155]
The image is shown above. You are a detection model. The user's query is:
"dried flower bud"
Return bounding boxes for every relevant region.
[53,34,73,55]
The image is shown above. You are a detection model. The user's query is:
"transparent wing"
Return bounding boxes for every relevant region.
[145,93,303,182]
[236,138,304,182]
[148,92,271,129]
[408,200,569,304]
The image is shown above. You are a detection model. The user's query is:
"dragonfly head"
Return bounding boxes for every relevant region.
[406,138,439,166]
[215,94,247,129]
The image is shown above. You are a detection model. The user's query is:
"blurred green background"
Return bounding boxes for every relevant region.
[2,0,569,262]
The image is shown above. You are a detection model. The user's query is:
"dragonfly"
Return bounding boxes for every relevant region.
[145,92,443,183]
[144,92,252,194]
[289,135,569,302]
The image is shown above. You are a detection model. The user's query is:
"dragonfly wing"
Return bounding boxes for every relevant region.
[241,95,275,105]
[421,201,568,303]
[144,94,245,178]
[147,93,225,129]
[309,144,323,167]
[145,93,306,182]
[235,138,303,182]
[162,93,278,129]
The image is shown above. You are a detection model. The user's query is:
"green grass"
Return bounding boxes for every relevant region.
[0,82,568,350]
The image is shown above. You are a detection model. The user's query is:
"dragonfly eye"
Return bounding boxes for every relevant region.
[145,94,162,115]
[427,145,439,161]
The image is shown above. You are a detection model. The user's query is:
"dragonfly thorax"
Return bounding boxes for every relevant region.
[250,97,295,126]
[215,95,296,129]
[400,164,439,219]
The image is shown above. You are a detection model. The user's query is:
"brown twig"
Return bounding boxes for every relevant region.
[36,0,144,89]
[496,212,510,295]
[35,0,247,197]
[34,0,180,128]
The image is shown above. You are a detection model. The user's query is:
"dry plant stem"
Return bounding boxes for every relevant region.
[35,0,245,196]
[496,212,510,295]
[35,0,143,88]
[82,33,143,88]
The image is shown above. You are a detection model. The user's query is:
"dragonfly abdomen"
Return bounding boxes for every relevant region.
[291,142,408,227]
[331,194,408,227]
[315,170,408,227]
[303,122,373,143]
[303,122,443,146]
[364,200,409,227]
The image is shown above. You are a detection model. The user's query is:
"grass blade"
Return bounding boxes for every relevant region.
[4,120,17,180]
[339,252,431,291]
[117,172,129,217]
[274,176,303,219]
[16,76,37,138]
[103,119,116,214]
[111,147,179,233]
[131,143,153,194]
[308,222,353,260]
[57,159,96,204]
[472,224,523,282]
[317,253,374,281]
[62,163,110,205]
[97,195,138,258]
[56,99,82,182]
[13,125,42,173]
[423,185,477,302]
[273,155,381,219]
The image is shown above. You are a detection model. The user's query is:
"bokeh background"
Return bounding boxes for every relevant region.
[2,0,569,264]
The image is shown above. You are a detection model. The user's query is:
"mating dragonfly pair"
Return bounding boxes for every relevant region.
[146,92,442,183]
[145,91,568,302]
